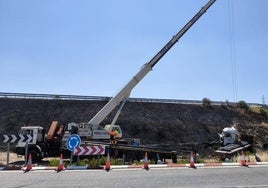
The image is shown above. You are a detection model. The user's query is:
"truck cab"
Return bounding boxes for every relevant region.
[219,127,238,146]
[16,126,46,162]
[17,126,45,147]
[16,121,65,162]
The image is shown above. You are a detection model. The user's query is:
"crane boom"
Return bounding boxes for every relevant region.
[88,0,216,126]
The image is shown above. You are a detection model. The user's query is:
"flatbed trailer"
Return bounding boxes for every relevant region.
[62,140,187,164]
[215,142,252,160]
[108,146,177,163]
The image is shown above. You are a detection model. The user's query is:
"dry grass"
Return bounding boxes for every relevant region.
[0,151,24,166]
[231,151,268,163]
[203,158,221,163]
[258,152,268,162]
[0,151,62,166]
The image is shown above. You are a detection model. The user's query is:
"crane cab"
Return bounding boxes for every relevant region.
[104,124,122,138]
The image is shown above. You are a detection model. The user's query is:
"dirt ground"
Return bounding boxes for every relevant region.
[0,151,57,166]
[0,151,26,166]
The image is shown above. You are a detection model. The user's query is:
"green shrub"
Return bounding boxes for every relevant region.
[110,158,122,165]
[99,156,106,165]
[89,158,98,167]
[150,159,155,164]
[133,160,142,165]
[237,100,249,113]
[77,159,88,166]
[245,150,252,156]
[54,95,61,99]
[259,107,268,118]
[202,98,211,107]
[196,158,204,163]
[177,159,189,164]
[225,100,230,106]
[49,158,59,166]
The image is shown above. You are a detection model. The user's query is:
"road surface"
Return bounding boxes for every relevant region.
[0,166,268,188]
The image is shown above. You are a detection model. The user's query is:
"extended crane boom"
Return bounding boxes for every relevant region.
[14,0,217,162]
[88,0,216,127]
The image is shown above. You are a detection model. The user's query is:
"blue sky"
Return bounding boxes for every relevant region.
[1,0,267,104]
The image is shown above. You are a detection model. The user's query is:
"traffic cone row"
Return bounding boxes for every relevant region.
[104,153,111,171]
[190,151,195,168]
[57,154,65,171]
[22,150,250,172]
[25,153,32,171]
[143,152,149,170]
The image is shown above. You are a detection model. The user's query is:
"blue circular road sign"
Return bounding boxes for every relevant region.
[66,134,81,151]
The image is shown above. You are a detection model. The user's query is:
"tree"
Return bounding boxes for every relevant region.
[202,98,211,107]
[225,100,230,107]
[259,107,268,118]
[236,100,249,113]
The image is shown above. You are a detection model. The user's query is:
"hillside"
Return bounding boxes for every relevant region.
[0,98,268,156]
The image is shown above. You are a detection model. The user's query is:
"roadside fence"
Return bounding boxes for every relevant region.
[0,92,262,107]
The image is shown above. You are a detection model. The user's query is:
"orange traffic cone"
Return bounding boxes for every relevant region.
[57,154,65,171]
[240,150,247,166]
[25,153,32,171]
[104,153,111,171]
[190,151,195,168]
[143,152,149,170]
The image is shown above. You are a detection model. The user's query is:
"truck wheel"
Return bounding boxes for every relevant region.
[28,150,42,163]
[172,157,177,164]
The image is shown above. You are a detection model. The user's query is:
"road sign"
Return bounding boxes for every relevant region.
[0,134,32,143]
[66,134,81,151]
[74,145,105,156]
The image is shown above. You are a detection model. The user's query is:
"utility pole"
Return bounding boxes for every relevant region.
[261,95,266,107]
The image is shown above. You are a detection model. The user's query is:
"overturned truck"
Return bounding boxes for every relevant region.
[215,127,253,159]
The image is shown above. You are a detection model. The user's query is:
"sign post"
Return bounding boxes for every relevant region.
[66,134,81,165]
[66,134,81,152]
[0,134,32,166]
[6,142,10,166]
[24,142,28,166]
[69,151,74,166]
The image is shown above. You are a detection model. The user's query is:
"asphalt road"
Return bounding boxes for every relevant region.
[1,166,268,188]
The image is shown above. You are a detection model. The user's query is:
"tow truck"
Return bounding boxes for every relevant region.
[15,0,216,163]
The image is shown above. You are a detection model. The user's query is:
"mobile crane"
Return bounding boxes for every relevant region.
[62,0,216,142]
[15,0,216,162]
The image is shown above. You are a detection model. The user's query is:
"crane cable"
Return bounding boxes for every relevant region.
[228,0,237,102]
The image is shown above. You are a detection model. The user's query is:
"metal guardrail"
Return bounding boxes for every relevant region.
[0,92,262,107]
[0,92,109,101]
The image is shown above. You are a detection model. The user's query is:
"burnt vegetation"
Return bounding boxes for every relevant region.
[0,98,268,155]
